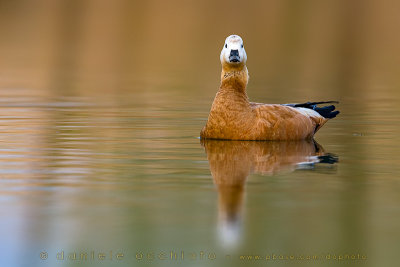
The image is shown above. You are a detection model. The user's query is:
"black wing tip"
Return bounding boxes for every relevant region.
[325,110,340,119]
[293,101,339,108]
[292,101,340,119]
[314,105,340,119]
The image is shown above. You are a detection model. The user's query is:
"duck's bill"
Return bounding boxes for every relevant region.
[229,56,240,63]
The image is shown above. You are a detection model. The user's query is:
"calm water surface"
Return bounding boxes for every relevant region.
[1,83,399,267]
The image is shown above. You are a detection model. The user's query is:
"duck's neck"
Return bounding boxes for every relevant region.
[220,65,249,94]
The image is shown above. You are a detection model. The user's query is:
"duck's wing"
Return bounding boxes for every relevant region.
[283,101,340,119]
[284,101,339,107]
[252,104,328,139]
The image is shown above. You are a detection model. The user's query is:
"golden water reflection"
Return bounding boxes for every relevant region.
[202,139,337,248]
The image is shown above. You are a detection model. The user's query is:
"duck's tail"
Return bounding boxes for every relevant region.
[286,101,340,119]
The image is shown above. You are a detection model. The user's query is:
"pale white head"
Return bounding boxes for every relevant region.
[220,35,247,66]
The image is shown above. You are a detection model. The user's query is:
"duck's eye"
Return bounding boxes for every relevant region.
[225,44,227,48]
[241,44,244,48]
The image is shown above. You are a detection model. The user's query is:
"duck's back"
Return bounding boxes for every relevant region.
[201,92,332,140]
[250,104,327,140]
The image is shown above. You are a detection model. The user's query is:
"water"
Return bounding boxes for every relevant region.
[1,1,400,267]
[1,85,399,267]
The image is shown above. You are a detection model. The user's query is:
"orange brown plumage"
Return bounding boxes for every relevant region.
[200,35,339,141]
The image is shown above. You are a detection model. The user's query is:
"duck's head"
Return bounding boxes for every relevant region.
[220,35,247,70]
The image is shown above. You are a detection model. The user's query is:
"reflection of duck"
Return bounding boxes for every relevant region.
[201,139,337,247]
[200,35,339,140]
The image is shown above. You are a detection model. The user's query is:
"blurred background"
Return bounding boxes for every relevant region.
[0,0,399,97]
[0,0,399,267]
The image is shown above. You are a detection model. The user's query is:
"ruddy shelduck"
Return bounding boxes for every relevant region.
[200,35,339,141]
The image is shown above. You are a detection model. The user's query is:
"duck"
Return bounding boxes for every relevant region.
[200,35,339,141]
